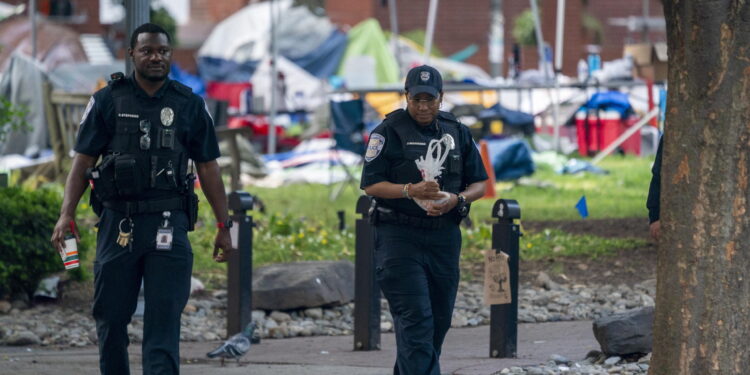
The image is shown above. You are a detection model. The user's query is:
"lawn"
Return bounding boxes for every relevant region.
[184,154,655,283]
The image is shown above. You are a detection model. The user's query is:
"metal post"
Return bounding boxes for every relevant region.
[268,0,278,155]
[227,191,257,337]
[489,0,503,78]
[30,0,37,60]
[353,195,380,351]
[388,0,401,74]
[489,199,521,358]
[125,0,151,75]
[529,0,548,81]
[423,0,439,64]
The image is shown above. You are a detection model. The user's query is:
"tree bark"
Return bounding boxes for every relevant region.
[652,1,750,374]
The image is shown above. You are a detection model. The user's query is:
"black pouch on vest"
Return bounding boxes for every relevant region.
[114,155,142,196]
[87,154,118,203]
[448,154,462,174]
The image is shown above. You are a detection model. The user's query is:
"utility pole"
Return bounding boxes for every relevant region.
[489,0,504,78]
[30,0,37,60]
[126,0,151,75]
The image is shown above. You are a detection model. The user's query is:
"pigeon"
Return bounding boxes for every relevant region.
[206,322,258,366]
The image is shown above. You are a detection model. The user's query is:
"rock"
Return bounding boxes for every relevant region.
[252,310,266,321]
[34,276,60,300]
[593,306,654,355]
[0,300,11,314]
[190,277,205,295]
[604,356,621,366]
[252,261,355,310]
[451,312,468,328]
[304,307,323,319]
[202,331,219,341]
[11,299,28,310]
[183,304,198,314]
[534,272,559,290]
[6,331,40,346]
[549,354,570,365]
[380,321,392,331]
[270,311,292,323]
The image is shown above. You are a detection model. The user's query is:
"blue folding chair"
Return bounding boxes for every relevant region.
[329,99,365,200]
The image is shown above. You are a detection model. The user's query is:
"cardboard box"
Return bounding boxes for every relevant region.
[624,42,668,81]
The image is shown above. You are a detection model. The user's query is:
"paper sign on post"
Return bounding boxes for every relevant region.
[483,250,511,305]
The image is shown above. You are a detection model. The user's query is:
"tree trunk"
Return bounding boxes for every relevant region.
[651,1,750,374]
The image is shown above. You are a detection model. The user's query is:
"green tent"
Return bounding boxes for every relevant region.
[337,18,400,86]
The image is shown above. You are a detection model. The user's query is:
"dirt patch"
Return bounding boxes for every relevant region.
[466,218,657,287]
[522,217,651,240]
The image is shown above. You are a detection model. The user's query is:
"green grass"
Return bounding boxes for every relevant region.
[468,155,655,222]
[54,154,655,285]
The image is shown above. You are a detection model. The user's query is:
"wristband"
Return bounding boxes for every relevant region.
[217,219,233,229]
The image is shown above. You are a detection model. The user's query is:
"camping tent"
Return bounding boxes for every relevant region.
[197,0,346,82]
[0,15,87,73]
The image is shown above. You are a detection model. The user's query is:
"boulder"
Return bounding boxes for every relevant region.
[593,306,654,355]
[252,261,354,310]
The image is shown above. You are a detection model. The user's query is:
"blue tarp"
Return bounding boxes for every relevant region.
[289,30,348,79]
[197,56,259,83]
[198,30,346,83]
[485,138,535,181]
[169,64,206,96]
[581,91,633,118]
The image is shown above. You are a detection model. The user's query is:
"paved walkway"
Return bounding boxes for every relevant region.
[0,321,597,375]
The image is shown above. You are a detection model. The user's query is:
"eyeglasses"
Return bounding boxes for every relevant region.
[407,97,440,107]
[139,119,151,150]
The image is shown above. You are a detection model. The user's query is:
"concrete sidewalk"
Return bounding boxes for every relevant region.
[0,321,597,375]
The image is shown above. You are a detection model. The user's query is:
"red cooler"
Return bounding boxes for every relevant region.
[575,110,641,157]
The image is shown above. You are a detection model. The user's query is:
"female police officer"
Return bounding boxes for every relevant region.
[360,65,488,375]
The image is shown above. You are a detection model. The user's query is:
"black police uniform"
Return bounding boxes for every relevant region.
[647,136,663,224]
[360,109,487,375]
[75,74,219,375]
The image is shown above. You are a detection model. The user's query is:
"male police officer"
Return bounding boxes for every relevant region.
[50,23,232,374]
[361,65,488,375]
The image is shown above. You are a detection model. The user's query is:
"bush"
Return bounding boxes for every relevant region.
[0,187,90,299]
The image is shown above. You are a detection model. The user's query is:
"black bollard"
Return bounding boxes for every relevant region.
[489,199,521,358]
[353,195,380,351]
[226,191,257,338]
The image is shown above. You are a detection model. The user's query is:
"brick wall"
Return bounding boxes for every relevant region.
[325,0,665,77]
[190,0,248,24]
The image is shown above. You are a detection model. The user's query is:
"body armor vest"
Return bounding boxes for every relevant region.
[101,78,191,201]
[378,110,465,217]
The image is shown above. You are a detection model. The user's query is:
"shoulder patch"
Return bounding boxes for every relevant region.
[80,96,95,125]
[364,133,386,162]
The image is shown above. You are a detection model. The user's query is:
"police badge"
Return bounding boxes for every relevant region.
[160,107,174,127]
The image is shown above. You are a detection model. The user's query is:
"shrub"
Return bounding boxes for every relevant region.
[0,187,90,299]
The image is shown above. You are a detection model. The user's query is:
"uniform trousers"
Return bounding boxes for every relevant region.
[92,208,193,375]
[374,222,461,375]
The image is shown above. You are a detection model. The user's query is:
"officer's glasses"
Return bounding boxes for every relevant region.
[407,96,440,107]
[139,119,151,150]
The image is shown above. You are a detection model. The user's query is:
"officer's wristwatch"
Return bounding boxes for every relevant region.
[217,219,233,230]
[456,194,468,216]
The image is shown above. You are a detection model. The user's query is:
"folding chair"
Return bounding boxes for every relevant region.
[329,98,365,200]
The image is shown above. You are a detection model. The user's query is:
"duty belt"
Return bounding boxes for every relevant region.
[375,207,455,229]
[102,196,188,216]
